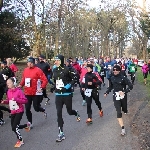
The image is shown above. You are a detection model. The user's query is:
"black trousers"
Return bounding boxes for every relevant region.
[86,89,102,119]
[55,94,77,128]
[131,72,135,83]
[25,95,45,123]
[11,112,27,141]
[113,94,127,118]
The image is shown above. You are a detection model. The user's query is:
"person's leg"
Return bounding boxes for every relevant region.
[11,113,24,141]
[86,96,92,119]
[113,97,125,135]
[55,95,65,142]
[121,94,127,114]
[80,88,86,106]
[92,89,103,117]
[43,89,50,105]
[32,95,46,118]
[25,95,33,123]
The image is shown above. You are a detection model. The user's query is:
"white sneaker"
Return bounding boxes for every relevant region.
[121,129,126,136]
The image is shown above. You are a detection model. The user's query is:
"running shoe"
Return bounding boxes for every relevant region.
[45,98,50,105]
[121,129,126,136]
[0,119,5,126]
[56,133,65,142]
[99,110,103,117]
[86,118,92,124]
[14,140,24,148]
[24,122,31,132]
[76,110,80,122]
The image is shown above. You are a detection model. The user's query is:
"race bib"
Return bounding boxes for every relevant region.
[9,100,19,111]
[85,89,92,97]
[132,67,135,71]
[108,65,112,70]
[25,78,31,87]
[56,79,64,90]
[100,71,104,76]
[115,92,124,100]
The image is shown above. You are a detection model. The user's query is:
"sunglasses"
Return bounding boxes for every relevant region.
[113,69,120,71]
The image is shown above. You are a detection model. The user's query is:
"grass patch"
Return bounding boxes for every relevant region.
[136,66,150,99]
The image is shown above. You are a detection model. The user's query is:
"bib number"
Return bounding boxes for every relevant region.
[85,89,92,97]
[56,79,64,90]
[115,92,124,100]
[25,78,31,87]
[9,100,19,111]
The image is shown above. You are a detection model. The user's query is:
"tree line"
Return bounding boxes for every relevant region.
[0,0,150,61]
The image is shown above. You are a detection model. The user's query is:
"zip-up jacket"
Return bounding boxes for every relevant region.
[3,88,28,114]
[82,71,102,89]
[36,61,50,76]
[53,66,76,94]
[20,66,48,95]
[105,73,133,94]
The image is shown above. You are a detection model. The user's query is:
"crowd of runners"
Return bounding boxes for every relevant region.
[0,55,149,148]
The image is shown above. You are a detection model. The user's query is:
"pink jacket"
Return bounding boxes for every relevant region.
[142,64,149,74]
[80,67,87,82]
[3,88,28,114]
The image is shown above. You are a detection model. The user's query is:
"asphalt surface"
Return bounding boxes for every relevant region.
[0,84,137,150]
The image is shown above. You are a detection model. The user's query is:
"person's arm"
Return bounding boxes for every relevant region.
[105,77,113,94]
[19,71,25,87]
[0,74,6,88]
[38,69,48,89]
[14,89,28,104]
[122,77,133,93]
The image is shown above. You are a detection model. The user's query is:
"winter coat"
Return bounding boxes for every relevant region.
[142,64,149,74]
[20,66,48,95]
[3,88,28,114]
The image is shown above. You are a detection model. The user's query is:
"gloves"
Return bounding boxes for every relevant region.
[64,84,71,90]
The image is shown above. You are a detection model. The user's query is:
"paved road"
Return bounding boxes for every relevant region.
[0,84,137,150]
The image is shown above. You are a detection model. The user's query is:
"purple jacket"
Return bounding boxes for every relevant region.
[3,88,28,114]
[142,64,149,74]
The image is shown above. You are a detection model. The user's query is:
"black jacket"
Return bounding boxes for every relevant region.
[36,61,50,76]
[82,71,102,89]
[105,73,133,94]
[53,66,76,94]
[0,73,6,95]
[1,66,13,78]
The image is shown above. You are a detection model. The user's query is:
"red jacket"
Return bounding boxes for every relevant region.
[72,62,81,75]
[20,66,48,95]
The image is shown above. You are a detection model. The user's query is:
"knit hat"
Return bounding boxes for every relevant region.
[87,64,93,70]
[113,65,121,71]
[55,54,64,67]
[39,55,45,59]
[27,57,35,64]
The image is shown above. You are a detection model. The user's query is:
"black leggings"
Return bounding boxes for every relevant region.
[0,105,11,119]
[25,95,45,123]
[55,95,77,128]
[113,94,127,118]
[11,112,27,141]
[86,89,102,119]
[131,72,135,83]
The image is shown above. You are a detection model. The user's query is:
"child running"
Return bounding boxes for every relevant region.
[1,77,30,148]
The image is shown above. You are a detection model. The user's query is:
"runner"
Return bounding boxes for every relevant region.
[1,77,30,148]
[141,61,149,85]
[53,54,80,142]
[81,64,103,124]
[104,65,133,135]
[19,57,48,128]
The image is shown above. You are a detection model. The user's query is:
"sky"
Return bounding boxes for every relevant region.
[88,0,150,12]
